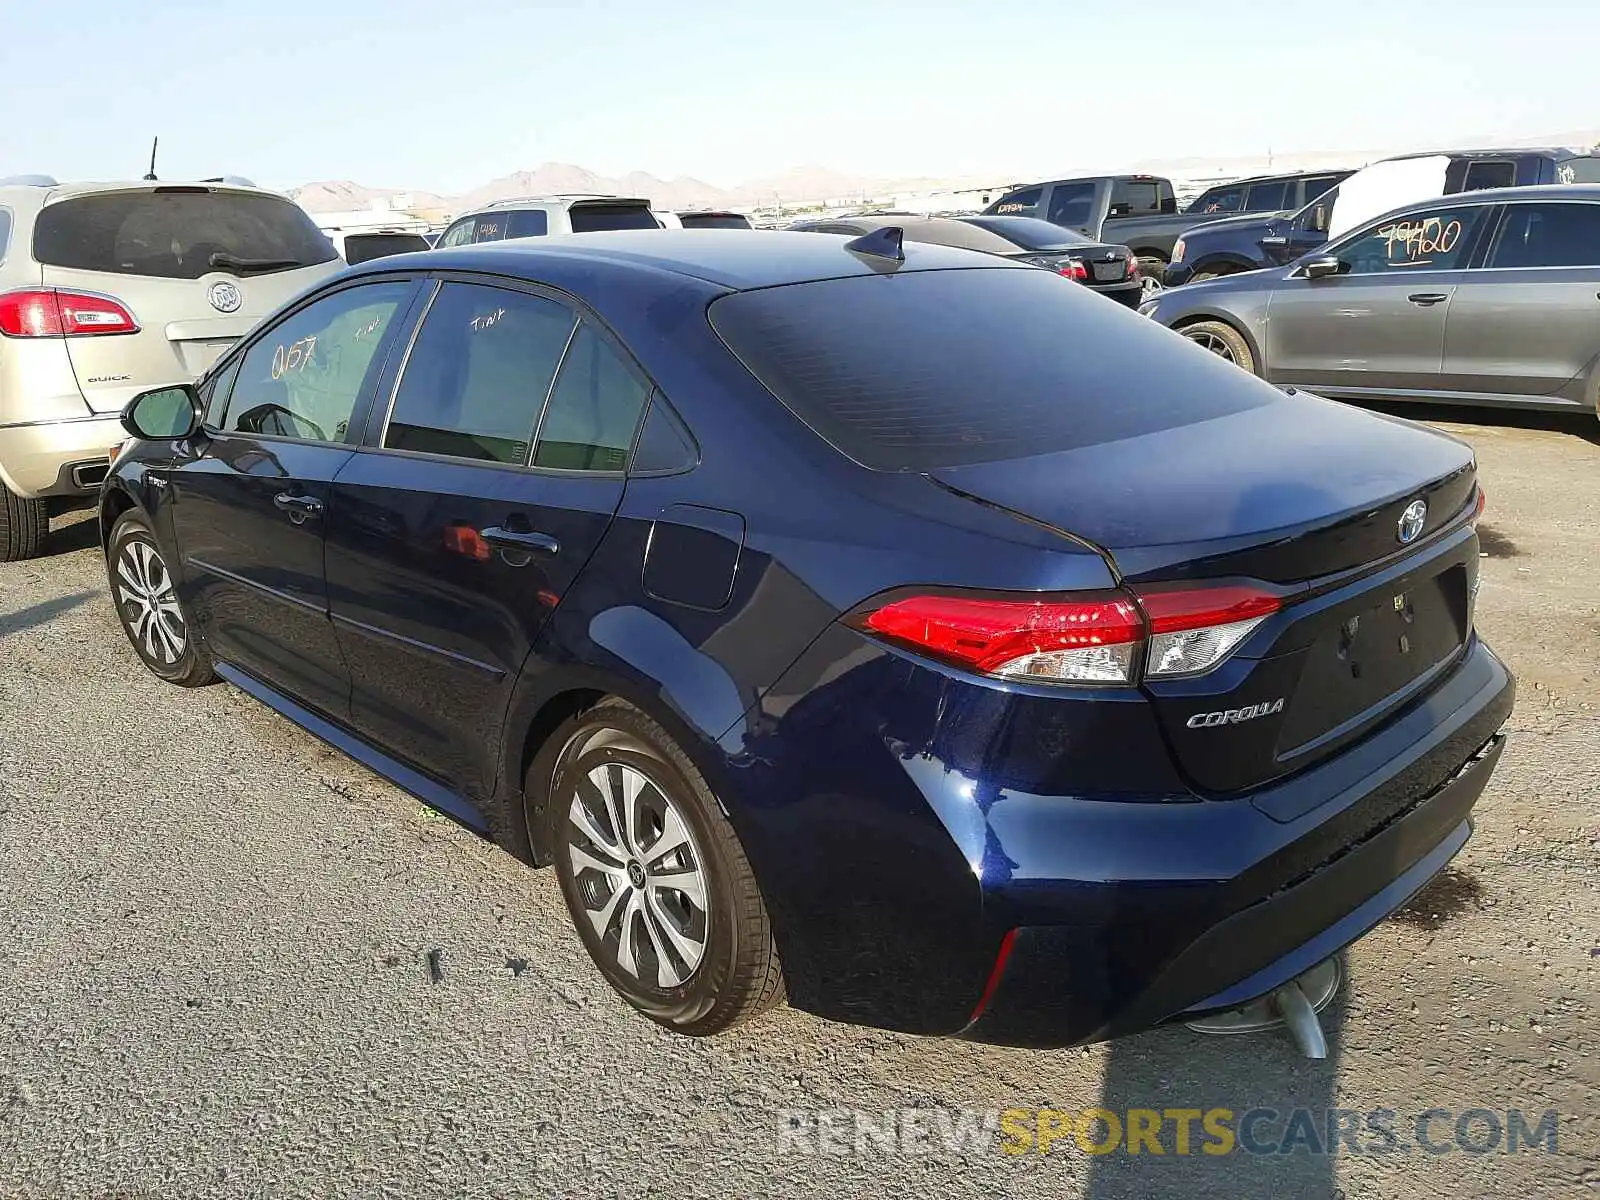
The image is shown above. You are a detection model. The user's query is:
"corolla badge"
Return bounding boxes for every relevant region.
[1397,499,1428,545]
[207,281,242,313]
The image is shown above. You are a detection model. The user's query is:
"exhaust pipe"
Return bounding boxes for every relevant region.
[1185,957,1340,1059]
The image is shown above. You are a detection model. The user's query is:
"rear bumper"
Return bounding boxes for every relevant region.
[959,638,1514,1047]
[0,413,122,499]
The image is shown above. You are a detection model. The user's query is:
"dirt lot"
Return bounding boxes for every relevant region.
[0,406,1595,1199]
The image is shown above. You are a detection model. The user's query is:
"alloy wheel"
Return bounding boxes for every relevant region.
[115,538,187,665]
[566,760,710,990]
[1185,329,1237,362]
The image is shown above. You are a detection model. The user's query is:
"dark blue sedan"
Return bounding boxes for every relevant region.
[102,230,1513,1048]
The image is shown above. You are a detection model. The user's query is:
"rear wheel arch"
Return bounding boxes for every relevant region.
[99,485,138,551]
[1171,313,1260,374]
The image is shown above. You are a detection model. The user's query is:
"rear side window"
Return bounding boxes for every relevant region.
[505,209,550,238]
[987,187,1043,217]
[342,233,430,264]
[709,268,1276,472]
[1244,180,1288,211]
[469,214,509,243]
[1047,183,1097,227]
[1461,160,1515,191]
[1487,203,1600,268]
[384,283,576,465]
[568,204,660,233]
[534,323,651,470]
[34,189,336,279]
[0,209,11,262]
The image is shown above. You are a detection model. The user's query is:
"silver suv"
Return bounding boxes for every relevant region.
[0,177,342,559]
[435,195,660,246]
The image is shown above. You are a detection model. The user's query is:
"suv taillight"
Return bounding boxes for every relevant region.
[851,584,1283,685]
[0,288,139,338]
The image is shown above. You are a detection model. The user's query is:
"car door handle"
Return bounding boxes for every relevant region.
[479,526,560,556]
[1408,293,1449,306]
[273,492,324,521]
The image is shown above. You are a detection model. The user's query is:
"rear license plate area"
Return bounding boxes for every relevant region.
[1276,565,1469,758]
[1091,261,1125,282]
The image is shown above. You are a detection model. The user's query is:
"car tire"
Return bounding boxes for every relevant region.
[537,699,784,1035]
[1188,271,1220,284]
[0,481,49,562]
[107,510,215,687]
[1180,319,1256,373]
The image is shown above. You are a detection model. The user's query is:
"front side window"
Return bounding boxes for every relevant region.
[222,281,411,442]
[1244,180,1288,211]
[1192,185,1243,214]
[1461,160,1515,192]
[1047,183,1097,227]
[987,187,1043,218]
[1487,202,1600,268]
[438,218,476,248]
[533,323,651,471]
[384,283,576,465]
[34,189,336,279]
[1332,204,1489,275]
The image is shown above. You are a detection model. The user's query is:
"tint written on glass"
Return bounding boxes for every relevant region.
[222,281,411,442]
[34,190,336,279]
[1487,202,1600,268]
[988,187,1043,218]
[1337,204,1489,275]
[534,323,651,471]
[708,267,1277,473]
[385,283,576,465]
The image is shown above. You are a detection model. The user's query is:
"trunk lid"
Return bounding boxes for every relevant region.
[34,184,342,412]
[929,396,1479,793]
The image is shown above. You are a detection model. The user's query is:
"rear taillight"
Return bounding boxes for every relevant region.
[852,583,1282,685]
[1059,258,1089,282]
[0,288,139,338]
[1126,255,1140,279]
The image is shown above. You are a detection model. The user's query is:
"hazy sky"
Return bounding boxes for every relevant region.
[4,0,1596,192]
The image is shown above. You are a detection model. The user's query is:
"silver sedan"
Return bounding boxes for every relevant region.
[1142,184,1600,420]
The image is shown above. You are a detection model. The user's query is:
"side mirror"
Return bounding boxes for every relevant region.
[122,384,201,442]
[1311,204,1330,233]
[1303,256,1343,280]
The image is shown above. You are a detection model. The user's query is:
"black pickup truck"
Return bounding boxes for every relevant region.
[981,170,1350,275]
[1164,147,1600,285]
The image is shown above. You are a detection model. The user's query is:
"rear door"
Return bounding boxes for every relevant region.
[1045,182,1101,235]
[1266,199,1493,392]
[168,277,419,715]
[32,186,341,412]
[1441,199,1600,397]
[324,278,651,795]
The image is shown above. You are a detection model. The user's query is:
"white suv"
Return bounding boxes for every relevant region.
[435,195,660,246]
[0,176,342,559]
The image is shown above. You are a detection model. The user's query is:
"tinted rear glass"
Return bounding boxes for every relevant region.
[506,209,550,238]
[709,268,1275,472]
[569,204,660,233]
[678,213,751,230]
[959,216,1095,250]
[1559,157,1600,183]
[342,233,430,264]
[34,189,336,279]
[1461,160,1515,191]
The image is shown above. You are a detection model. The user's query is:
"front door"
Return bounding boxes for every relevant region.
[168,278,417,714]
[1266,200,1492,394]
[325,280,653,797]
[1442,200,1600,398]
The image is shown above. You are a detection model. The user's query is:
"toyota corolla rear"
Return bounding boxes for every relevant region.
[706,262,1514,1046]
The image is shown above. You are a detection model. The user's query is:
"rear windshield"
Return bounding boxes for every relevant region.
[958,215,1095,250]
[677,213,752,230]
[34,188,337,279]
[569,204,661,233]
[342,233,430,264]
[709,268,1275,471]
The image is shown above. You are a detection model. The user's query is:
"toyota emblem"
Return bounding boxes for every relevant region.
[207,281,242,314]
[1397,499,1427,545]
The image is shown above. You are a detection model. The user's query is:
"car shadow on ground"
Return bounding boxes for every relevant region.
[0,591,95,640]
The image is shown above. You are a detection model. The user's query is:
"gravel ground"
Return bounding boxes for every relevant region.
[0,406,1595,1199]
